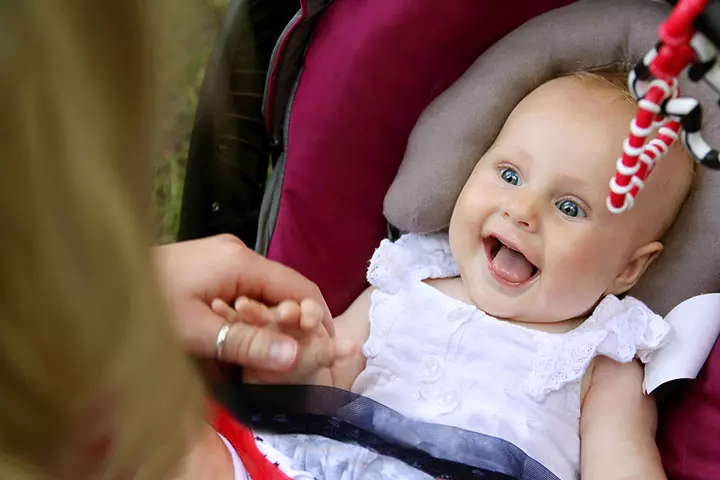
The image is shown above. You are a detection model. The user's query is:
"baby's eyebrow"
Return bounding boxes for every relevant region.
[554,173,599,207]
[557,173,591,190]
[490,144,534,164]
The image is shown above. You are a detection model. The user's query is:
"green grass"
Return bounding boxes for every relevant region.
[153,0,230,244]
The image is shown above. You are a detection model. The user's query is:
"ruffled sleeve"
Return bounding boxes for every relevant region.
[366,233,459,293]
[591,295,671,364]
[526,295,671,401]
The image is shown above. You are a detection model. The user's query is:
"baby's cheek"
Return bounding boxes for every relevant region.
[553,234,613,275]
[546,255,608,310]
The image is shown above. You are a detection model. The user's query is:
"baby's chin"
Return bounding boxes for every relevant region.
[465,288,568,324]
[480,303,585,332]
[478,298,595,331]
[479,303,547,323]
[465,289,528,321]
[463,276,600,326]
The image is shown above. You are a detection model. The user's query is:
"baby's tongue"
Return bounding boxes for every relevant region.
[491,245,533,283]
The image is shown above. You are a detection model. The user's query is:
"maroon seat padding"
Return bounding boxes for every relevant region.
[658,338,720,480]
[267,0,575,316]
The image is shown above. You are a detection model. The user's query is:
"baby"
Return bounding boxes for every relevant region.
[217,72,695,480]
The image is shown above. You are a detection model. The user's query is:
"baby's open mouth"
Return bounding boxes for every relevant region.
[484,236,540,285]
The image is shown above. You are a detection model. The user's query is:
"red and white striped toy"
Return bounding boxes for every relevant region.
[608,0,720,213]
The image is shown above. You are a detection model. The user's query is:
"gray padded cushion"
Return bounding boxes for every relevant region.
[384,0,720,315]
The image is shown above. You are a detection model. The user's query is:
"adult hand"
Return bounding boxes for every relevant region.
[212,297,355,386]
[153,234,333,372]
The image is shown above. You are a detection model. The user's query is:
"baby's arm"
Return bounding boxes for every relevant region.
[323,286,373,390]
[580,356,666,480]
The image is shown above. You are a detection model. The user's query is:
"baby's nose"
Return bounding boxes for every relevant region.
[503,195,540,231]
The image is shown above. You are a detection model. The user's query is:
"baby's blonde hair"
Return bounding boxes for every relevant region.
[0,1,203,478]
[567,70,696,239]
[567,70,637,105]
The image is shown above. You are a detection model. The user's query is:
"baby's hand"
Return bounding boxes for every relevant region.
[211,296,355,386]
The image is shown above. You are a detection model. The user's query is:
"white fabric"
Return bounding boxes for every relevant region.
[644,293,720,393]
[218,433,250,480]
[351,233,671,480]
[254,435,316,479]
[217,432,315,480]
[258,432,435,480]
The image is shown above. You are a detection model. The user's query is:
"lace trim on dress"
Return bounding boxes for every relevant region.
[526,295,671,401]
[367,233,458,292]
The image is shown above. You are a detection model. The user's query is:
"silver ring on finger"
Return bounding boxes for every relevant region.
[215,323,232,360]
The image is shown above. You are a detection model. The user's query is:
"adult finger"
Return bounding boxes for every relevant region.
[181,299,298,371]
[232,249,335,337]
[220,322,299,371]
[153,235,333,335]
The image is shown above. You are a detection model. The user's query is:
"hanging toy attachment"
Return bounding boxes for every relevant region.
[608,0,720,214]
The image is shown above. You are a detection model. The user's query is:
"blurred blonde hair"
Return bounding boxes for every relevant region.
[0,1,204,478]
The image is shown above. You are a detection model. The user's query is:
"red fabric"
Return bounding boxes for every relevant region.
[209,402,291,480]
[657,338,720,480]
[267,0,575,316]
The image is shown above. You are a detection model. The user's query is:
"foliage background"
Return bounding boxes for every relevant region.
[153,0,230,243]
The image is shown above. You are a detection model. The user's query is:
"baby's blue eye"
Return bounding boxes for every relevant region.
[500,167,521,186]
[556,199,586,218]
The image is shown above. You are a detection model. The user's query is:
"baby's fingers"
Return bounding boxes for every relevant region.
[275,300,302,327]
[300,298,324,332]
[211,298,237,322]
[234,296,276,326]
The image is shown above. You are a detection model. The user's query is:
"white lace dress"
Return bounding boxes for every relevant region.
[260,233,671,480]
[347,233,671,480]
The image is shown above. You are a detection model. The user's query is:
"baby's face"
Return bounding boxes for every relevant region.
[449,76,689,323]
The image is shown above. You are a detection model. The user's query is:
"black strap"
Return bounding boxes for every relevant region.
[213,383,560,480]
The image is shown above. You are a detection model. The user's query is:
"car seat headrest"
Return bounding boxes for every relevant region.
[384,0,720,315]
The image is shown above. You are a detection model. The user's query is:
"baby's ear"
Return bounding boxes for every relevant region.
[610,242,663,295]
